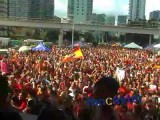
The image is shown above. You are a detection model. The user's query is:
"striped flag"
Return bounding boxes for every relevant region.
[62,47,83,62]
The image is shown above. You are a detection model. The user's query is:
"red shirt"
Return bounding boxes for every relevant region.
[0,55,3,60]
[18,100,27,112]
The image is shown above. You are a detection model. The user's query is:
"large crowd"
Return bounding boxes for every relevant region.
[0,45,160,120]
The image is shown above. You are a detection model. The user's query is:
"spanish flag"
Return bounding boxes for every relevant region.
[155,65,160,69]
[62,47,83,62]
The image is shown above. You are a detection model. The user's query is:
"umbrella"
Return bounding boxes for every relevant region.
[19,46,30,52]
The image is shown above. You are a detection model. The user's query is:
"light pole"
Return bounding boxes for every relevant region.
[71,20,74,48]
[149,34,152,45]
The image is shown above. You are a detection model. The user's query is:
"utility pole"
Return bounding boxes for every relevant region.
[71,21,74,48]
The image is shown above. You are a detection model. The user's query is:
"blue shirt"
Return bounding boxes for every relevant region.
[120,96,127,105]
[113,96,121,105]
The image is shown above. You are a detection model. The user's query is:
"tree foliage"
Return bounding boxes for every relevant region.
[64,31,80,41]
[127,19,159,28]
[118,34,125,43]
[84,32,95,43]
[97,14,106,23]
[26,31,32,38]
[33,29,41,39]
[45,30,59,42]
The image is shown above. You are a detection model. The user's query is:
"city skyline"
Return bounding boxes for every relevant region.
[55,0,160,19]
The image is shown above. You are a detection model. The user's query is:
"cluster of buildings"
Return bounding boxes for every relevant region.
[0,0,54,20]
[67,0,159,25]
[67,0,128,25]
[129,0,160,21]
[0,0,160,25]
[149,10,160,21]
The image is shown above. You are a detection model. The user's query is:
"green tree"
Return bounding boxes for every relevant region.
[118,34,125,43]
[64,31,80,41]
[33,29,41,39]
[97,14,106,24]
[84,32,95,43]
[26,31,32,38]
[45,30,59,42]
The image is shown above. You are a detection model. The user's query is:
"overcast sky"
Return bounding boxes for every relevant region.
[54,0,160,19]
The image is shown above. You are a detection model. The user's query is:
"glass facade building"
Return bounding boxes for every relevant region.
[129,0,146,21]
[68,0,93,24]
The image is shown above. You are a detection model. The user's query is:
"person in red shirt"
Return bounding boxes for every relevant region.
[0,55,3,60]
[11,92,27,112]
[83,80,93,97]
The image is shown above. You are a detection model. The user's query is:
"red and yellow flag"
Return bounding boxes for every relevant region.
[155,65,160,69]
[62,47,83,62]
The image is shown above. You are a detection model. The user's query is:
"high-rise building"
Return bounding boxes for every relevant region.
[8,0,29,19]
[17,0,29,19]
[0,0,8,18]
[67,0,74,20]
[8,0,17,18]
[30,0,54,20]
[106,15,116,25]
[43,0,54,19]
[89,13,106,24]
[129,0,146,21]
[67,0,93,24]
[117,15,128,25]
[149,10,160,21]
[29,0,39,19]
[0,0,8,36]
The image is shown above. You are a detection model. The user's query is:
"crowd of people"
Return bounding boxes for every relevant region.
[0,45,160,120]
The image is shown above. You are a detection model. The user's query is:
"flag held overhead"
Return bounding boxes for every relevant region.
[62,48,83,62]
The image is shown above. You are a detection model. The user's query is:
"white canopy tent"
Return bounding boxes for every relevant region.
[144,44,156,51]
[154,43,160,48]
[19,46,30,52]
[124,42,142,49]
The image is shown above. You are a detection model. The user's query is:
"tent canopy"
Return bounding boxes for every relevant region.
[154,43,160,48]
[144,44,156,51]
[19,46,30,52]
[124,42,142,49]
[31,42,51,51]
